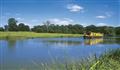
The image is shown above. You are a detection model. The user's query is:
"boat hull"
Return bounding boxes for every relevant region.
[83,36,103,39]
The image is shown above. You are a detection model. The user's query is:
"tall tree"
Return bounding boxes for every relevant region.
[8,18,18,31]
[43,21,51,32]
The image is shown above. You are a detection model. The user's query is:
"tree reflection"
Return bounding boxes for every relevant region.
[43,40,82,46]
[103,37,120,44]
[7,38,17,50]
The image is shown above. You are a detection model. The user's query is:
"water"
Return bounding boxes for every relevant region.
[0,37,120,69]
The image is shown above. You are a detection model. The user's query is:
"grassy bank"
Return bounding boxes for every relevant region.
[0,32,83,39]
[37,49,120,70]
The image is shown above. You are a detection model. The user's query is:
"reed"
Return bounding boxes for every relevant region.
[35,49,120,70]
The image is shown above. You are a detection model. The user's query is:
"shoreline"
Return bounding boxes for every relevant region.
[0,32,83,39]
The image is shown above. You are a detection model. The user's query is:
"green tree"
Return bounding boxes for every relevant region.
[48,24,56,33]
[115,27,120,35]
[0,27,4,31]
[18,23,30,31]
[85,25,97,32]
[72,24,84,34]
[8,18,18,31]
[31,25,42,32]
[96,26,115,36]
[24,25,30,31]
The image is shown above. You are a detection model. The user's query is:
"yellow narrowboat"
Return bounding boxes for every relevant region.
[83,32,103,39]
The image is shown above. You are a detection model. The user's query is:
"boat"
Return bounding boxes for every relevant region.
[83,31,103,39]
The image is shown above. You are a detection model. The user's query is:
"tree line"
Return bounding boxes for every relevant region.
[0,18,120,35]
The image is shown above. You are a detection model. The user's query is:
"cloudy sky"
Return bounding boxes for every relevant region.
[0,0,120,27]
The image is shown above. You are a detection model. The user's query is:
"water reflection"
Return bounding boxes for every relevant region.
[116,38,120,44]
[1,37,120,48]
[7,39,17,48]
[103,37,120,44]
[43,40,82,46]
[84,38,103,45]
[1,38,26,52]
[43,37,120,46]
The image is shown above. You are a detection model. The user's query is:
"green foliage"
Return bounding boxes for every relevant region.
[0,27,4,31]
[18,23,30,31]
[85,25,116,36]
[5,18,30,31]
[8,18,18,31]
[85,25,97,32]
[32,49,120,70]
[115,27,120,35]
[1,18,120,35]
[31,24,84,34]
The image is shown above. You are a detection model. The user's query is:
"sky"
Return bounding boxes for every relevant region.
[0,0,120,27]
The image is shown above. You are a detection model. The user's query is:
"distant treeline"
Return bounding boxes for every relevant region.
[0,18,120,35]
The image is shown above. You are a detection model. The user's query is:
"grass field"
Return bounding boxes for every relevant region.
[0,32,83,39]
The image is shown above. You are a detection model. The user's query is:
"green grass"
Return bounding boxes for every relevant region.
[35,49,120,70]
[0,32,83,39]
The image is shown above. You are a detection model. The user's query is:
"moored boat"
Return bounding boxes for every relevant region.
[83,32,103,39]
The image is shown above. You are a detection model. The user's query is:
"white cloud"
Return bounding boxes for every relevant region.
[80,23,90,27]
[97,23,107,26]
[19,21,33,27]
[67,4,84,12]
[48,18,74,25]
[96,16,106,19]
[16,17,24,20]
[96,12,113,19]
[81,22,110,27]
[63,18,73,22]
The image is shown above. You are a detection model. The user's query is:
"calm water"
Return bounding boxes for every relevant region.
[0,37,120,69]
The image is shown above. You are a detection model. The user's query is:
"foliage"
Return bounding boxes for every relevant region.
[85,25,116,36]
[18,23,30,31]
[85,25,97,32]
[8,18,18,31]
[0,27,4,31]
[32,49,120,70]
[1,18,120,35]
[115,27,120,35]
[32,23,84,34]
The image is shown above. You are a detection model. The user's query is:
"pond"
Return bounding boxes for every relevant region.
[0,37,120,70]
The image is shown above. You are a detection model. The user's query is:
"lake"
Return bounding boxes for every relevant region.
[0,37,120,70]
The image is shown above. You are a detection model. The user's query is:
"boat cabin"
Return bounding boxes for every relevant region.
[83,31,103,39]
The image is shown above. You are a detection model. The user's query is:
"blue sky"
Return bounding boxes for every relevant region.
[0,0,120,27]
